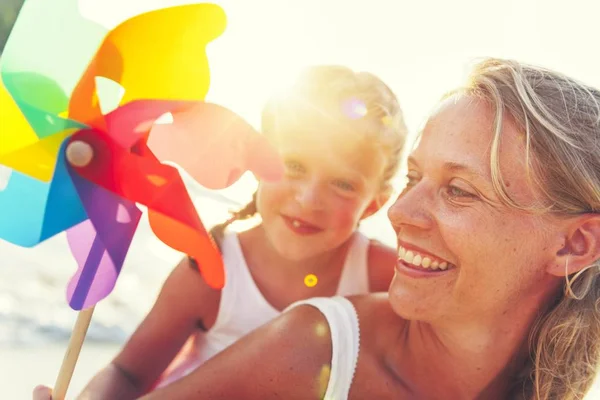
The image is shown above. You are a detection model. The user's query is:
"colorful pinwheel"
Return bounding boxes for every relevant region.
[0,1,283,397]
[0,2,283,311]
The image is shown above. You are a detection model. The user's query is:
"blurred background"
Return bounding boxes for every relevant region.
[1,0,599,397]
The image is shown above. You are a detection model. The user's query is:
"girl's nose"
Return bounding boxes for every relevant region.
[294,181,325,211]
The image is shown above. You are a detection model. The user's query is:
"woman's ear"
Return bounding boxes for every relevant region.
[547,214,600,277]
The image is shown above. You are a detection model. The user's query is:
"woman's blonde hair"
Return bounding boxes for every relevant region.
[448,58,600,399]
[209,65,408,245]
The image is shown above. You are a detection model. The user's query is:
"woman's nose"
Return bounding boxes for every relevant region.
[387,181,434,231]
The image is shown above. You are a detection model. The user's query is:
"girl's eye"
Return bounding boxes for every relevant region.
[285,160,305,175]
[333,179,355,192]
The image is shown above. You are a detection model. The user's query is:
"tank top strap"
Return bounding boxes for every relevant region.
[336,232,370,296]
[286,296,360,400]
[208,230,243,330]
[211,230,279,332]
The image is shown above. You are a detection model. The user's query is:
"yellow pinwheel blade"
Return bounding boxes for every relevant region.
[0,78,38,156]
[0,130,73,181]
[0,77,81,182]
[70,3,226,124]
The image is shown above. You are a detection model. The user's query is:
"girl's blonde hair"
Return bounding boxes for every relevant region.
[210,65,408,245]
[448,58,600,400]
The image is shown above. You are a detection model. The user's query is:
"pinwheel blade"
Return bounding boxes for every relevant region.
[0,139,87,246]
[1,0,107,121]
[102,99,194,149]
[0,75,86,181]
[148,209,224,288]
[69,3,226,126]
[69,129,224,287]
[66,170,141,310]
[147,102,284,189]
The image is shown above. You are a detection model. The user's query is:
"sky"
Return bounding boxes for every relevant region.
[1,0,598,250]
[80,0,600,131]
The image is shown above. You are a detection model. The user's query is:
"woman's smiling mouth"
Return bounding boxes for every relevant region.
[395,243,456,277]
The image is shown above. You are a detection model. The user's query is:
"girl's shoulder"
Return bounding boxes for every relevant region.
[366,239,397,292]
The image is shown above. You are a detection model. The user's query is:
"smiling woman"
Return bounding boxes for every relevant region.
[389,59,600,399]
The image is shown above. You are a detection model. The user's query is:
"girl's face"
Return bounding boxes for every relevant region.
[387,96,563,324]
[257,128,388,261]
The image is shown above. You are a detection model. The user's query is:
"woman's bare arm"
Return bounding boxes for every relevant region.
[139,304,333,400]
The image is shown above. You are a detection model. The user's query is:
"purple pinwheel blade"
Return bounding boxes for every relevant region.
[66,170,141,310]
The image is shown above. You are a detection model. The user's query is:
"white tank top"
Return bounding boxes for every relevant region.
[288,296,360,400]
[157,229,370,387]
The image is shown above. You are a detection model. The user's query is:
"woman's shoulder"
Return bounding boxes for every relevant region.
[142,298,335,399]
[285,292,391,327]
[348,293,405,345]
[348,293,397,321]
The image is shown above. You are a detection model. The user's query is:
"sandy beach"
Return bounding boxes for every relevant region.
[1,343,120,399]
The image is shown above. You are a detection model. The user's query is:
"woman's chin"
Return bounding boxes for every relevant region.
[387,278,449,322]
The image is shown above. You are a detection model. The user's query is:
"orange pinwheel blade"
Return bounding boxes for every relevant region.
[148,210,224,288]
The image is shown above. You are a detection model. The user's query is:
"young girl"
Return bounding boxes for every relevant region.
[70,65,408,398]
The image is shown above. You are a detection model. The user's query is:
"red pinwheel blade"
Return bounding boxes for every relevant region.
[102,99,195,149]
[69,129,224,288]
[147,102,284,189]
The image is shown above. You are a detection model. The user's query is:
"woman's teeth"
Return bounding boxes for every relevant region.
[292,220,302,228]
[398,246,454,271]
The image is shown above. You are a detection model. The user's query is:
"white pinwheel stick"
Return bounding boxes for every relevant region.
[53,140,96,400]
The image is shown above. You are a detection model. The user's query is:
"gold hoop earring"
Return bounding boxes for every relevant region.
[564,256,595,300]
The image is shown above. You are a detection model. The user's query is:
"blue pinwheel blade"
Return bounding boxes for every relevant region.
[0,139,87,246]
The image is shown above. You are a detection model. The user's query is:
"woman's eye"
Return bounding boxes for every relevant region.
[446,185,476,199]
[405,171,420,188]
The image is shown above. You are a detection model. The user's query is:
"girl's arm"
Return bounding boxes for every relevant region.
[76,256,221,399]
[138,305,333,400]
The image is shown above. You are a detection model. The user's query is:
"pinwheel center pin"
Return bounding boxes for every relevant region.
[65,140,94,168]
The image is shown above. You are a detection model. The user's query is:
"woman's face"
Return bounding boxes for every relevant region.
[387,95,563,324]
